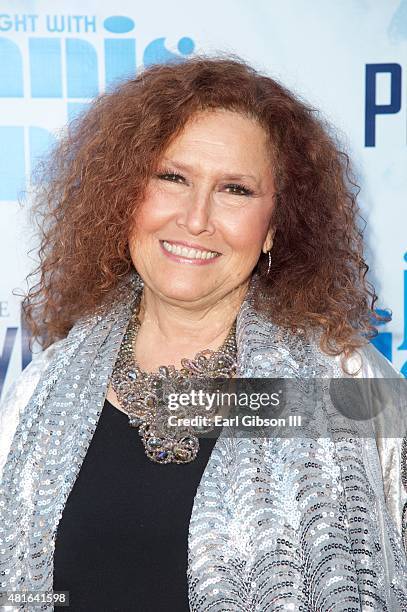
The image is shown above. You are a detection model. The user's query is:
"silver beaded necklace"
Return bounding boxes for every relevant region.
[110,294,237,464]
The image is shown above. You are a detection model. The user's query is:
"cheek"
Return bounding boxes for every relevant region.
[130,194,169,239]
[222,210,269,253]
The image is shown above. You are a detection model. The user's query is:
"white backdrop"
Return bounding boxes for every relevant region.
[1,0,406,400]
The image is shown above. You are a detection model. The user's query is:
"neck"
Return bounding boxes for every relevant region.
[136,281,249,352]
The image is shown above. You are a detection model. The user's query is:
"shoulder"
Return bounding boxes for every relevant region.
[0,339,65,481]
[337,341,403,379]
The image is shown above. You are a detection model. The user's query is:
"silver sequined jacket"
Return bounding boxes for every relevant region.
[0,272,407,611]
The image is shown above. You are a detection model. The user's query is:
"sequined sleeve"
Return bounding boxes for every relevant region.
[0,341,63,483]
[343,342,407,551]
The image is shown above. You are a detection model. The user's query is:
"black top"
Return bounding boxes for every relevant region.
[53,398,219,611]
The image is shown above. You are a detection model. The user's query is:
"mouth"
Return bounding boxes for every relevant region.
[159,239,221,264]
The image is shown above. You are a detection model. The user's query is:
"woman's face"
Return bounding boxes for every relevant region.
[128,109,276,308]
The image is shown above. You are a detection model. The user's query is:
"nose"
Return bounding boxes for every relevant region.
[175,186,215,236]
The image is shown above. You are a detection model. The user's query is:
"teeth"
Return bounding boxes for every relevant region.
[162,241,218,260]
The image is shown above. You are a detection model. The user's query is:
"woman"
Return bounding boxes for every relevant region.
[0,55,406,611]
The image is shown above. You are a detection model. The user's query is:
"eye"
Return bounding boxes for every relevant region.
[156,169,185,184]
[224,183,254,197]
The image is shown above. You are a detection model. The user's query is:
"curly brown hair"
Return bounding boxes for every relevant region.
[20,53,384,366]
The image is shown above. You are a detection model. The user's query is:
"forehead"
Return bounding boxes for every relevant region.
[162,109,271,167]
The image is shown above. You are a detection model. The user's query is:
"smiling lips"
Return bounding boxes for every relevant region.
[160,240,221,264]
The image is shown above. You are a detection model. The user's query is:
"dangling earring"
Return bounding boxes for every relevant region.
[262,238,273,277]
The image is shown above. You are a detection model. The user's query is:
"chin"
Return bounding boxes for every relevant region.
[156,278,212,303]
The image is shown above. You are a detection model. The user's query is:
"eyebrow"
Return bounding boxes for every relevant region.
[159,157,260,185]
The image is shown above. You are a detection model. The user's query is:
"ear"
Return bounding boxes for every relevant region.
[262,226,276,254]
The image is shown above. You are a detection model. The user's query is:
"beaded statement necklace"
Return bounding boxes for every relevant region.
[110,295,237,464]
